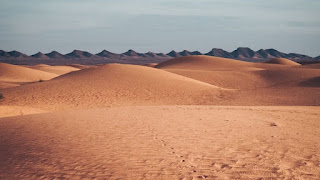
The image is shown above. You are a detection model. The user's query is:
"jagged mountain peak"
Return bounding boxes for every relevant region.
[32,52,49,58]
[0,48,317,64]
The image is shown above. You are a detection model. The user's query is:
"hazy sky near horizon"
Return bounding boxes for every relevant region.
[0,0,319,56]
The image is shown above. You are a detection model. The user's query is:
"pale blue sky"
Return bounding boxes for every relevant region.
[0,0,319,56]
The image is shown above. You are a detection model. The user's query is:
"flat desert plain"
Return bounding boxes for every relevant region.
[0,56,320,179]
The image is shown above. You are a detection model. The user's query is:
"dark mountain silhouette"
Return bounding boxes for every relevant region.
[205,48,232,58]
[8,51,28,58]
[65,50,96,58]
[265,49,287,58]
[231,47,256,58]
[31,52,49,59]
[0,48,318,65]
[46,51,65,58]
[286,53,311,59]
[167,50,181,57]
[0,50,10,57]
[256,49,273,58]
[96,50,121,59]
[156,53,169,57]
[179,50,192,56]
[190,51,202,55]
[123,49,139,56]
[145,52,157,57]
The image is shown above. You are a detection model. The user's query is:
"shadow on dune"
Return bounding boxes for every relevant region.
[299,76,320,87]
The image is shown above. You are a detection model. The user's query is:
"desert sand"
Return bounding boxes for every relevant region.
[26,64,80,75]
[0,55,320,179]
[266,58,301,66]
[0,63,79,89]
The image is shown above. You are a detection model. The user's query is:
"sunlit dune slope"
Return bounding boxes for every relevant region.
[266,58,301,66]
[0,64,225,111]
[0,63,57,82]
[157,56,320,89]
[155,55,262,71]
[27,64,80,75]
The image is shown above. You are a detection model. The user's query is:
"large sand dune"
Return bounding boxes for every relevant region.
[156,55,262,71]
[27,64,80,75]
[0,63,78,90]
[1,58,320,113]
[156,56,320,105]
[0,63,57,82]
[0,63,225,112]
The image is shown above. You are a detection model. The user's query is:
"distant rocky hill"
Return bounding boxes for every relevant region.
[0,48,318,65]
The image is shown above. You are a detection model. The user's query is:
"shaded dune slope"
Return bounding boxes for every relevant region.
[300,63,320,69]
[1,64,225,111]
[299,76,320,87]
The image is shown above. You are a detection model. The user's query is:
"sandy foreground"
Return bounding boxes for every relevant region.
[0,106,319,179]
[0,56,320,179]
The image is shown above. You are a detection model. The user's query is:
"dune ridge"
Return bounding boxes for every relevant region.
[0,63,225,112]
[155,55,259,71]
[0,63,57,82]
[156,56,320,105]
[266,58,301,66]
[26,64,80,75]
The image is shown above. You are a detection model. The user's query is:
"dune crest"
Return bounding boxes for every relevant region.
[156,55,262,71]
[266,58,301,66]
[27,65,80,75]
[0,64,225,111]
[0,63,57,82]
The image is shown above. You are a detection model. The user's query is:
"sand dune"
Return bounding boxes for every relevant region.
[156,56,265,89]
[27,64,80,75]
[164,69,268,89]
[0,63,57,82]
[67,64,96,70]
[159,56,320,88]
[1,58,320,113]
[156,55,262,71]
[266,58,301,66]
[0,63,60,90]
[0,64,225,111]
[142,63,158,67]
[1,106,319,179]
[0,56,319,179]
[0,63,81,90]
[156,56,320,105]
[163,67,320,105]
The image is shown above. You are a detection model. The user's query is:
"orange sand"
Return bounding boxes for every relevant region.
[0,56,319,179]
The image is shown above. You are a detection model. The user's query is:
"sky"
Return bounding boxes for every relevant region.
[0,0,319,57]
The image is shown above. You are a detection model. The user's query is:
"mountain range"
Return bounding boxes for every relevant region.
[0,48,319,65]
